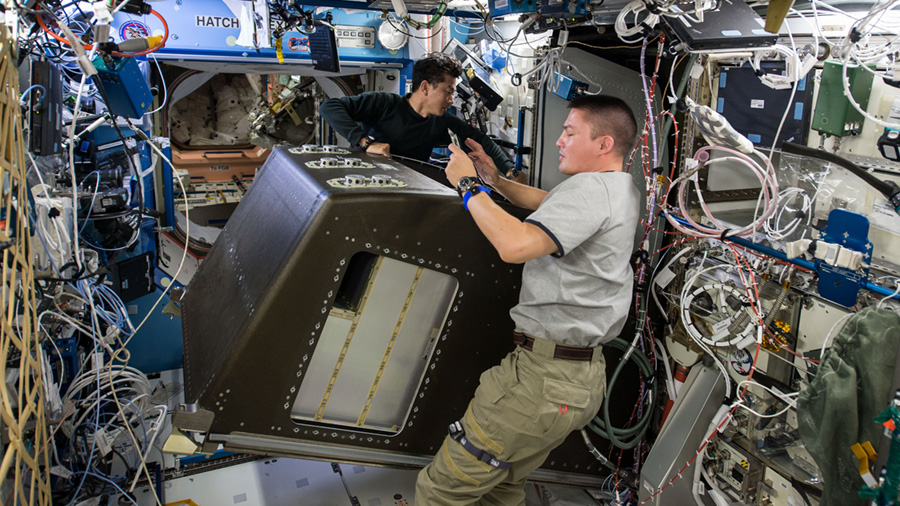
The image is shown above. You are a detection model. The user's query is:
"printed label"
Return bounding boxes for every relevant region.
[195,16,240,28]
[288,37,309,52]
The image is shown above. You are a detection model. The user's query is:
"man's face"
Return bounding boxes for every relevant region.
[422,74,457,116]
[555,108,607,174]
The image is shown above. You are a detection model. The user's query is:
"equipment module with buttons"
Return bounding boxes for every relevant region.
[334,25,376,49]
[488,0,538,16]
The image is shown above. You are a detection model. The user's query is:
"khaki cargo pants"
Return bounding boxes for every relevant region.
[415,339,607,505]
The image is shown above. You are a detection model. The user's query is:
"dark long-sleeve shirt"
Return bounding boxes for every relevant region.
[319,91,514,173]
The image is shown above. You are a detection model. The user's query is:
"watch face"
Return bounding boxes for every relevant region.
[457,176,479,196]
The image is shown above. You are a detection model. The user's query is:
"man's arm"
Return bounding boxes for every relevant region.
[448,117,514,175]
[465,139,547,211]
[445,144,556,263]
[319,93,390,148]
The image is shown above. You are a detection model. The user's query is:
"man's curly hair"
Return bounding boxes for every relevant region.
[411,53,463,92]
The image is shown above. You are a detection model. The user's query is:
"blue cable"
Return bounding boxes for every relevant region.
[20,84,46,106]
[68,471,140,506]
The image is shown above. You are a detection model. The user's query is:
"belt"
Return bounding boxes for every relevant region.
[513,331,596,361]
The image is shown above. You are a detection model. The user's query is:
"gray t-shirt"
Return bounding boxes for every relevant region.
[510,171,640,347]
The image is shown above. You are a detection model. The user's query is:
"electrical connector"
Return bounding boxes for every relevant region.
[76,54,97,78]
[710,404,733,433]
[784,239,812,259]
[119,0,152,15]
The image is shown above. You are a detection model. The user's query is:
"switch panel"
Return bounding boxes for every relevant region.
[334,25,376,49]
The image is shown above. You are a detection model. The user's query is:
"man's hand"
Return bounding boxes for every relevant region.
[445,144,478,188]
[366,142,391,158]
[465,138,501,186]
[505,168,527,184]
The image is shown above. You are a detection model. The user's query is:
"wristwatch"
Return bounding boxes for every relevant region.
[358,135,376,150]
[456,176,484,198]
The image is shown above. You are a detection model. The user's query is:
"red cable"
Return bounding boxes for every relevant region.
[37,7,168,57]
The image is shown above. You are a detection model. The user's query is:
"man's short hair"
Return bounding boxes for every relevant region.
[411,53,463,92]
[568,95,638,159]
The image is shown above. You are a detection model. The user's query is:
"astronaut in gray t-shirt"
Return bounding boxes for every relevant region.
[416,95,640,506]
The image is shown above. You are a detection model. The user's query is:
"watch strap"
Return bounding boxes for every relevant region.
[463,185,491,211]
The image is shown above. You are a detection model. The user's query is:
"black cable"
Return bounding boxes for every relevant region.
[87,69,149,233]
[782,142,900,214]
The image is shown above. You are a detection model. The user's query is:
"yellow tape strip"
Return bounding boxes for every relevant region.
[314,256,383,421]
[357,267,423,425]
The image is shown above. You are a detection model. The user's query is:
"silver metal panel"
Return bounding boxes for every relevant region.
[639,364,726,505]
[365,268,458,429]
[214,432,608,488]
[535,48,661,193]
[291,256,458,433]
[326,259,420,425]
[291,317,354,422]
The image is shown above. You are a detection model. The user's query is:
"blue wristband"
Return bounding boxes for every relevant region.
[463,185,491,211]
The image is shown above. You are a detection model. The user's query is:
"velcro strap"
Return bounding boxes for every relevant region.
[458,435,512,470]
[449,421,511,470]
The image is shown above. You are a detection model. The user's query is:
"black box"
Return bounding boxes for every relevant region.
[664,0,777,51]
[717,63,813,148]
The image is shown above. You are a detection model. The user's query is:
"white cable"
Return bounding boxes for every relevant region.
[615,0,659,44]
[667,145,778,239]
[655,338,677,399]
[732,397,798,418]
[877,281,900,308]
[120,134,190,341]
[735,379,799,405]
[678,264,735,398]
[650,244,694,321]
[819,312,854,361]
[145,53,169,114]
[765,187,812,241]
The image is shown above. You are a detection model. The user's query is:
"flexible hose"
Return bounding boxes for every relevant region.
[587,337,656,449]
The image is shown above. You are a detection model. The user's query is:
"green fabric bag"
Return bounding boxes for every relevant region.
[797,307,900,506]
